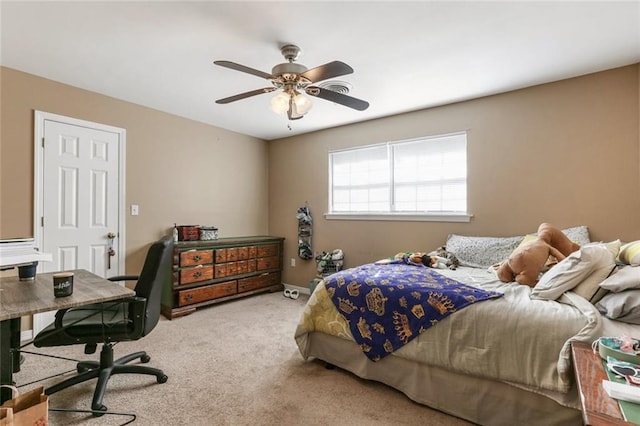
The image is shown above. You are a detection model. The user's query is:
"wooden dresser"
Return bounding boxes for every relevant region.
[161,236,284,319]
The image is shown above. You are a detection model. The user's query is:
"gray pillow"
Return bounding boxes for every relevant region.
[596,290,640,324]
[560,225,591,246]
[600,266,640,292]
[445,234,524,268]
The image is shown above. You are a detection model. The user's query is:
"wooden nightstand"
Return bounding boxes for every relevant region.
[571,341,633,425]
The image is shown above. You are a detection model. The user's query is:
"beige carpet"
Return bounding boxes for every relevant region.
[15,292,472,425]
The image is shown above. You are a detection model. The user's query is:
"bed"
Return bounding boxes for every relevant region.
[294,227,640,425]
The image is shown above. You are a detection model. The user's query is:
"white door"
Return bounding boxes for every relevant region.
[33,112,126,334]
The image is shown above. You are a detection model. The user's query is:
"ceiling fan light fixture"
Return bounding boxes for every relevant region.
[270,90,312,118]
[292,92,312,114]
[270,91,290,115]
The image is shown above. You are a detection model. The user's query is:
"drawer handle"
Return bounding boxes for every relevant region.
[193,255,201,262]
[193,271,202,278]
[185,294,193,301]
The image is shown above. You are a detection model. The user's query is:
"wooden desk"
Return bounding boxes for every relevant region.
[0,269,135,403]
[571,341,633,425]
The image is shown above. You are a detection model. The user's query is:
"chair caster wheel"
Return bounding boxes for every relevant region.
[92,405,107,417]
[157,374,168,384]
[141,354,151,363]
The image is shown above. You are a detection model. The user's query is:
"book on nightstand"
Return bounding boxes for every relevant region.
[604,362,640,423]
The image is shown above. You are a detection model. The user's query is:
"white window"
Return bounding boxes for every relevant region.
[328,132,470,222]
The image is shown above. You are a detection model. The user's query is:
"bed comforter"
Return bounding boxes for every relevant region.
[295,266,603,394]
[322,263,503,361]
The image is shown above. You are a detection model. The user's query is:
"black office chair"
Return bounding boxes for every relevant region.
[33,236,172,414]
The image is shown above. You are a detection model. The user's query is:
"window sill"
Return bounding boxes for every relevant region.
[324,212,473,223]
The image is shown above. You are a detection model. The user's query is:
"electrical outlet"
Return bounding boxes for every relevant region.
[130,204,139,216]
[290,258,296,267]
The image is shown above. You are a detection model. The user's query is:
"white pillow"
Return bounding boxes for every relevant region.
[589,239,622,257]
[572,241,621,303]
[531,244,616,301]
[600,266,640,292]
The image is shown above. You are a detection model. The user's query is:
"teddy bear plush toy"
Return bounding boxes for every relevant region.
[496,223,580,287]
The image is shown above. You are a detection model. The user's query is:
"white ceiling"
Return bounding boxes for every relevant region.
[1,1,639,141]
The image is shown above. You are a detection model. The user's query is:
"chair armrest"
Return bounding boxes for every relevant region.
[108,275,139,282]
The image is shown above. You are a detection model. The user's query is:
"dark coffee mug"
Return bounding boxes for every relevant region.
[18,261,38,281]
[53,272,74,297]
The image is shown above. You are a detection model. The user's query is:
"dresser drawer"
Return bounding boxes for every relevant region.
[238,272,280,293]
[237,247,248,260]
[179,265,213,284]
[236,260,248,274]
[227,247,238,262]
[257,256,279,271]
[180,249,213,267]
[214,263,227,278]
[226,262,238,276]
[256,244,278,258]
[215,249,227,263]
[178,280,237,306]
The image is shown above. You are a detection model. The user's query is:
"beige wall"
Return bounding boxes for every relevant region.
[0,67,269,275]
[269,65,640,288]
[3,65,639,291]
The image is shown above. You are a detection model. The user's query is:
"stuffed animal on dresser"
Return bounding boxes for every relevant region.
[496,223,580,287]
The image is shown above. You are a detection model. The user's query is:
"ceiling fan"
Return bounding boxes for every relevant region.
[214,44,369,120]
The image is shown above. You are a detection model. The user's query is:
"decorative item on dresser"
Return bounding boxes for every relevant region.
[161,236,284,319]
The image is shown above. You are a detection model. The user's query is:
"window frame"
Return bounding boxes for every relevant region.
[325,132,472,223]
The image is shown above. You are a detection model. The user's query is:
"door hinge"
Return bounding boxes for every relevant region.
[41,217,44,227]
[42,137,45,148]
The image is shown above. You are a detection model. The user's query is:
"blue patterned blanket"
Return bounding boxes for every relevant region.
[323,262,503,361]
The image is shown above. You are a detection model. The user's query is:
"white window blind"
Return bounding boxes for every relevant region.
[330,144,390,212]
[329,132,468,217]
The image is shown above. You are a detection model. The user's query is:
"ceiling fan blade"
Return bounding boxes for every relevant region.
[214,60,274,80]
[306,86,369,111]
[300,61,353,83]
[215,87,276,104]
